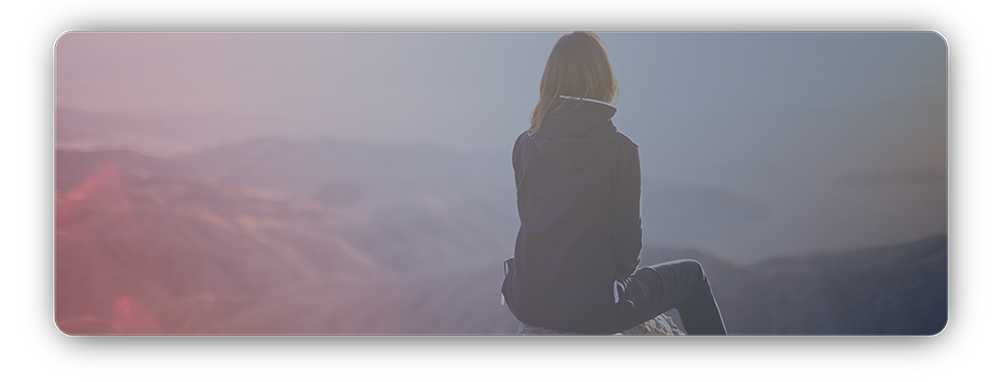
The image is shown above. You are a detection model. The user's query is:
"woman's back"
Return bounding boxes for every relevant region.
[503,96,642,333]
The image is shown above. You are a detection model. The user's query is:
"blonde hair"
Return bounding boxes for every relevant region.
[528,32,618,138]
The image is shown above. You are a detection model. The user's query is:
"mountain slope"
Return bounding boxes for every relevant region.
[639,236,947,335]
[54,140,946,335]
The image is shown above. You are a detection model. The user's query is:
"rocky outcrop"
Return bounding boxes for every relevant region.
[515,314,685,335]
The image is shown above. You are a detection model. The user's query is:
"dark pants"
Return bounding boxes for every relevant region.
[616,259,728,335]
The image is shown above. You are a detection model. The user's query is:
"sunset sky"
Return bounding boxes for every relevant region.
[55,31,947,260]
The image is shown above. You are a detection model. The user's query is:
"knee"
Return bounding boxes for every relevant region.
[650,259,710,286]
[677,260,714,293]
[678,259,706,279]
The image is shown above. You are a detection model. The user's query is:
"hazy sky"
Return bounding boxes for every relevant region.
[55,32,946,172]
[55,32,947,260]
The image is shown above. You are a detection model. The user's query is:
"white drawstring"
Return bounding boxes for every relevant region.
[502,259,512,306]
[613,280,626,304]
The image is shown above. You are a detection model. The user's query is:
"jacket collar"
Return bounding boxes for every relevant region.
[531,96,618,172]
[558,95,617,109]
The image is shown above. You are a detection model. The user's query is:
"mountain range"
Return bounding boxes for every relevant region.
[54,138,947,335]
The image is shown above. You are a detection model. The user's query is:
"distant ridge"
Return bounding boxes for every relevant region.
[55,144,946,335]
[641,235,947,335]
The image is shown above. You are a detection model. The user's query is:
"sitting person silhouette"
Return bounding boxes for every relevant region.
[502,32,728,335]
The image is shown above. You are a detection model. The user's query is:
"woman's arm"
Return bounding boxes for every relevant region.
[611,141,643,277]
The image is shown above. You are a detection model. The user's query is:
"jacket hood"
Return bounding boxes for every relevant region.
[532,97,618,172]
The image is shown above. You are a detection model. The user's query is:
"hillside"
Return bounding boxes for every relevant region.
[54,140,946,335]
[639,235,947,335]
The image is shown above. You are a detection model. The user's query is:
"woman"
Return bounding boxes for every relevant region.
[501,32,728,335]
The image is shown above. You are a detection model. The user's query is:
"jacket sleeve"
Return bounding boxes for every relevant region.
[611,142,642,277]
[512,132,524,189]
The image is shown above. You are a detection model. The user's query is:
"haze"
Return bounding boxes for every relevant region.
[55,32,947,262]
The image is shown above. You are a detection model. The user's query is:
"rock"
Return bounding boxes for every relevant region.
[618,314,686,335]
[515,314,685,335]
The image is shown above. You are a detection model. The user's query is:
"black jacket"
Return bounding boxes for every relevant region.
[502,97,642,333]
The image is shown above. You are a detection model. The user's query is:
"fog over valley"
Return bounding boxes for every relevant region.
[54,139,945,334]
